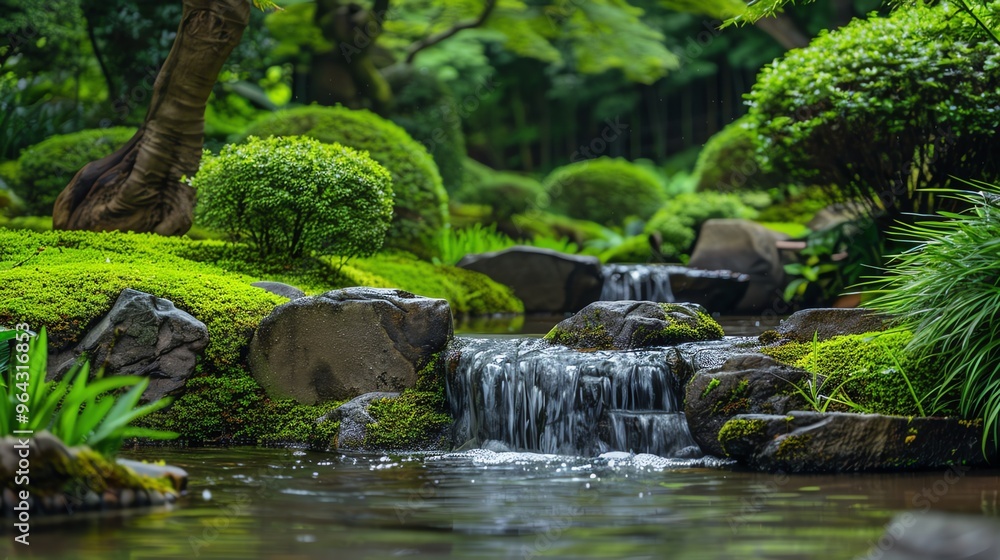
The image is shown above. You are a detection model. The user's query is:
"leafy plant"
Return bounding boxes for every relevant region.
[241,105,448,259]
[437,222,579,266]
[865,183,1000,450]
[783,217,883,305]
[194,135,394,261]
[744,3,1000,220]
[1,328,177,456]
[543,157,666,227]
[786,333,861,413]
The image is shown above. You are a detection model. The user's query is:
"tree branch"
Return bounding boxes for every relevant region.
[404,0,496,64]
[753,12,809,49]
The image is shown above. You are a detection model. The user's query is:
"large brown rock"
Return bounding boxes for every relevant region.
[52,289,209,402]
[718,411,993,472]
[249,287,453,404]
[457,246,603,313]
[687,219,788,313]
[684,353,809,457]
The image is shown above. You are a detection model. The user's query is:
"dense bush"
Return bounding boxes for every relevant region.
[746,3,1000,218]
[390,71,468,194]
[14,127,137,215]
[866,185,1000,450]
[194,136,393,260]
[242,106,449,259]
[694,116,776,193]
[644,192,758,257]
[542,157,666,226]
[457,159,545,222]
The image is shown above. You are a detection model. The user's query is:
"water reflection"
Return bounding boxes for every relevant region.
[8,448,999,560]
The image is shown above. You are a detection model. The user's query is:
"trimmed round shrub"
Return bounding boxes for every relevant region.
[542,157,665,226]
[241,106,448,259]
[15,127,137,215]
[746,3,1000,218]
[193,136,393,260]
[390,71,468,195]
[644,192,758,255]
[695,116,770,192]
[457,159,544,222]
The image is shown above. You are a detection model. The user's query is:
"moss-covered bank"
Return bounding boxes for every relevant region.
[0,229,515,446]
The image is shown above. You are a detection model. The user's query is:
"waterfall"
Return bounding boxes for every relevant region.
[600,264,681,303]
[447,338,702,458]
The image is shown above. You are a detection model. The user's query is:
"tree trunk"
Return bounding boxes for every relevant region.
[53,0,250,235]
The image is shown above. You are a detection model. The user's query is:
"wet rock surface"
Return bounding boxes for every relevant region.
[545,301,724,350]
[458,246,604,313]
[51,289,209,402]
[250,287,453,404]
[251,281,306,300]
[864,512,1000,560]
[718,411,992,472]
[765,307,891,344]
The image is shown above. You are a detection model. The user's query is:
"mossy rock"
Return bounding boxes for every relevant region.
[545,301,723,350]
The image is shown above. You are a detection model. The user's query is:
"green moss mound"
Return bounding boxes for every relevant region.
[0,229,517,444]
[241,105,449,259]
[15,127,137,215]
[761,331,950,417]
[543,157,665,227]
[194,135,394,260]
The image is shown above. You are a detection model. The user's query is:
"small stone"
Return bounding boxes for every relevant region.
[133,489,149,507]
[102,491,119,509]
[83,491,101,509]
[119,488,135,508]
[148,491,166,506]
[50,493,67,513]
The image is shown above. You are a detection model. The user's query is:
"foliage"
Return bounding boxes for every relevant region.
[644,192,758,258]
[242,106,448,259]
[194,135,394,260]
[456,159,545,222]
[0,328,176,456]
[783,217,883,305]
[543,157,666,226]
[694,116,774,192]
[763,331,943,417]
[14,127,136,216]
[865,184,1000,450]
[438,223,517,266]
[390,71,468,194]
[745,3,1000,218]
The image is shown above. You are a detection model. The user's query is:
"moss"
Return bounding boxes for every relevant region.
[544,321,608,350]
[658,305,724,343]
[701,378,721,398]
[717,418,768,456]
[363,352,450,450]
[0,229,512,445]
[775,434,812,460]
[710,378,752,416]
[763,330,946,417]
[25,447,176,498]
[758,329,781,345]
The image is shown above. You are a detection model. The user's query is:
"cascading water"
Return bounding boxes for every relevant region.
[447,338,702,458]
[600,264,682,302]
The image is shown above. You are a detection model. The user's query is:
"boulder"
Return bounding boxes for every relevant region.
[251,281,305,300]
[763,307,890,344]
[249,287,452,404]
[687,219,788,313]
[545,301,724,350]
[319,391,399,451]
[52,289,209,402]
[599,264,749,314]
[668,267,750,314]
[863,512,1000,560]
[717,411,993,472]
[684,353,810,457]
[458,246,603,313]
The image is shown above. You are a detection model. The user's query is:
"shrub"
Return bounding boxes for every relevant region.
[390,71,468,194]
[865,184,1000,450]
[542,157,666,226]
[746,4,1000,218]
[694,116,778,193]
[14,127,137,215]
[242,106,449,259]
[644,192,758,256]
[456,159,545,222]
[194,136,393,260]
